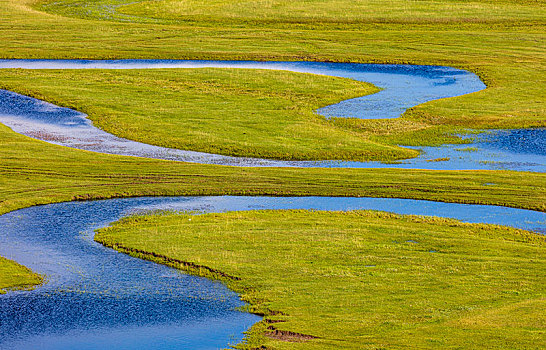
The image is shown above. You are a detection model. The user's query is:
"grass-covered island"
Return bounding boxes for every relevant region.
[96,210,546,349]
[0,256,42,294]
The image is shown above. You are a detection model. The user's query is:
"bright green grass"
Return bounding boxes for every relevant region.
[0,1,543,131]
[0,68,422,161]
[0,0,545,298]
[0,67,472,160]
[0,66,535,161]
[95,209,546,349]
[0,256,42,294]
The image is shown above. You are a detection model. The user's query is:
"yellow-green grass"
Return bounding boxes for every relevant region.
[0,68,421,162]
[2,117,546,216]
[37,0,546,26]
[0,256,42,294]
[0,1,543,132]
[95,209,546,349]
[0,0,545,303]
[0,66,536,161]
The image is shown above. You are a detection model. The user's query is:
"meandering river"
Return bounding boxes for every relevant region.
[1,59,543,172]
[0,61,544,349]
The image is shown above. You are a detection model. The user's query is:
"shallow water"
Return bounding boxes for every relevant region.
[12,60,546,170]
[0,195,544,349]
[378,129,546,172]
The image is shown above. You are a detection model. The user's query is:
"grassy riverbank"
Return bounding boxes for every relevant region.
[1,117,544,290]
[0,68,421,162]
[0,257,42,294]
[2,118,545,216]
[95,209,546,349]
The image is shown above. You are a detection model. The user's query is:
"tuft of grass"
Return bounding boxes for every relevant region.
[95,209,546,349]
[426,157,451,162]
[455,147,479,152]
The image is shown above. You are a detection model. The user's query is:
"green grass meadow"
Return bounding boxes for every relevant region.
[0,0,544,130]
[95,210,546,349]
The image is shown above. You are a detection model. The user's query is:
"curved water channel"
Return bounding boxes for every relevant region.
[0,60,544,349]
[1,59,543,171]
[0,196,544,349]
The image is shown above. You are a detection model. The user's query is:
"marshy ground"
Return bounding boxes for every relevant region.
[0,0,544,349]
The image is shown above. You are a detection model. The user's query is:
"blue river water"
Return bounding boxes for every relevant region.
[0,196,544,349]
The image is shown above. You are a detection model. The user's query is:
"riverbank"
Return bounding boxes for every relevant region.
[95,209,546,349]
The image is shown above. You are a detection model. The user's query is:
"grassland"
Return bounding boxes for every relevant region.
[0,257,42,294]
[0,0,543,132]
[38,0,546,25]
[95,209,546,349]
[0,68,419,161]
[0,1,544,344]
